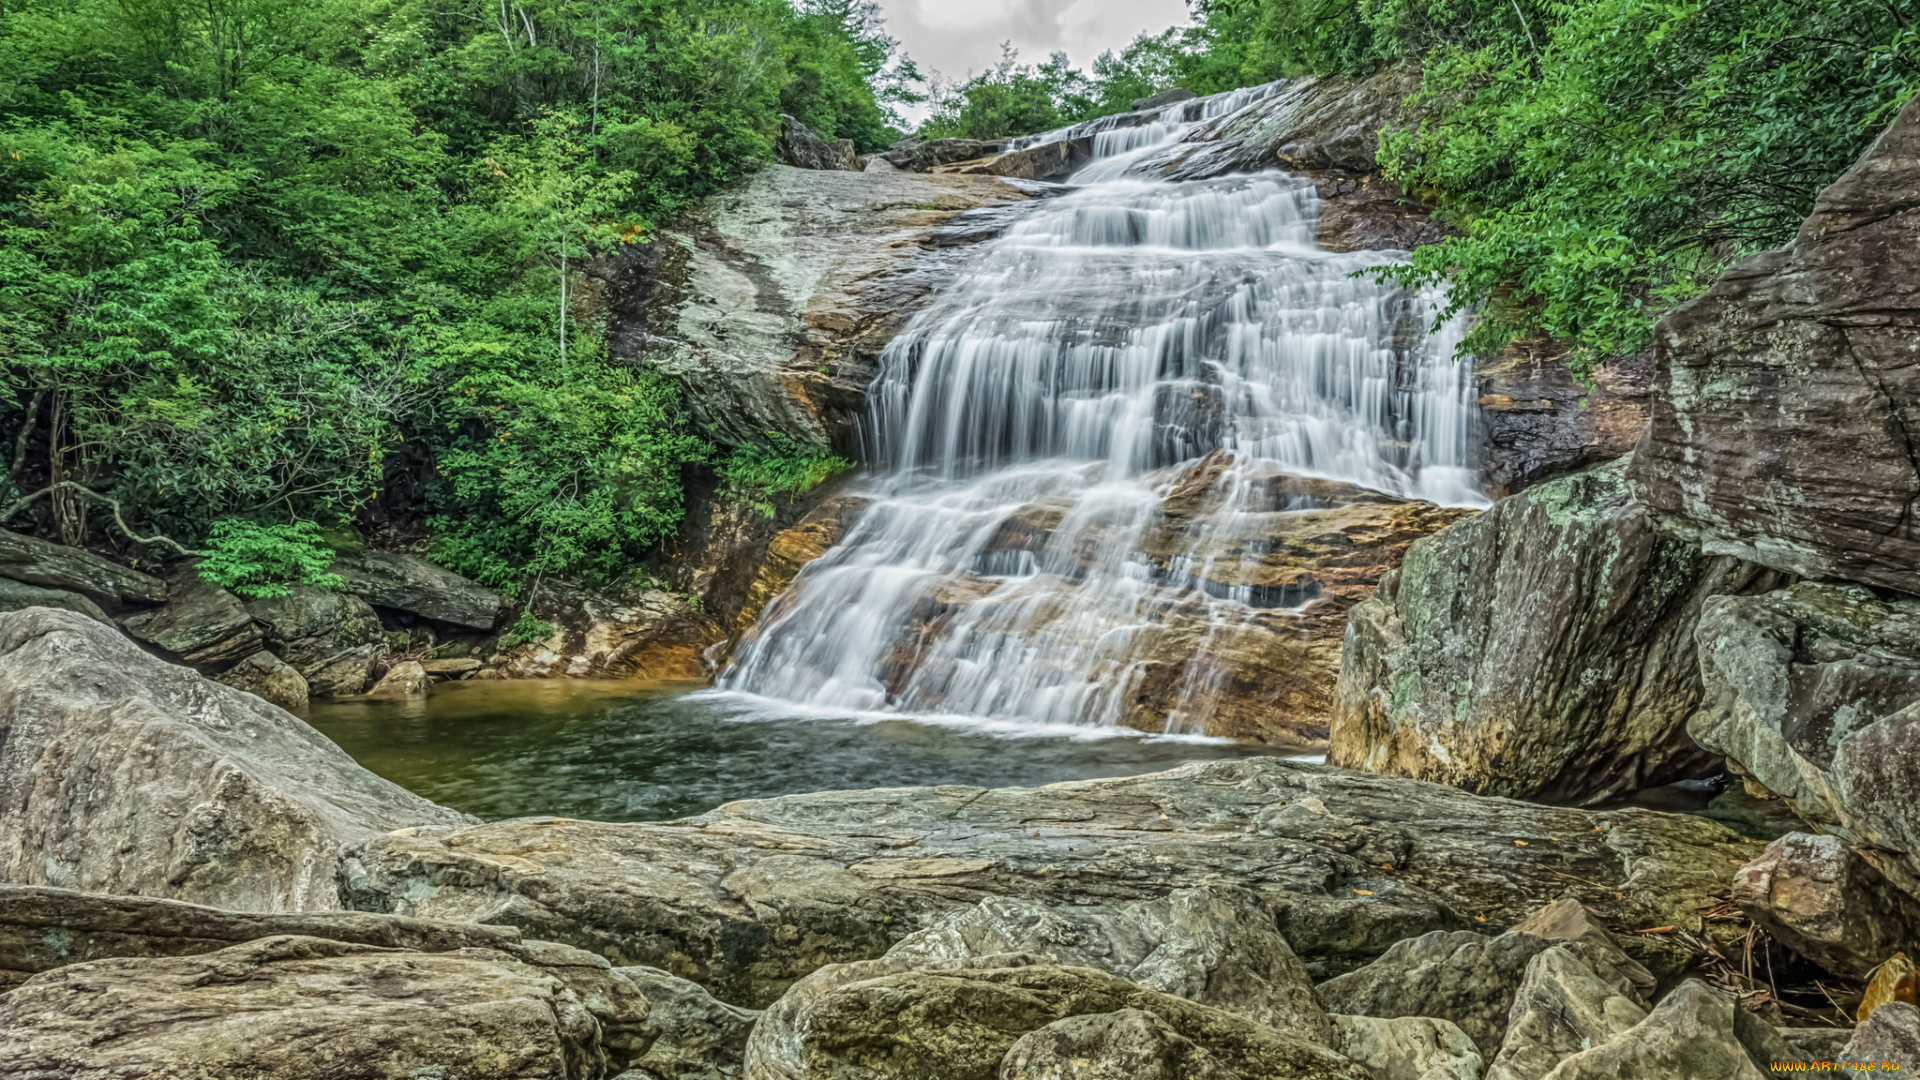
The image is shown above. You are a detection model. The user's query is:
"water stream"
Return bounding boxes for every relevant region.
[715,84,1486,736]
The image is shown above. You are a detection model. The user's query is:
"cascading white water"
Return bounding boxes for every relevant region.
[716,83,1485,736]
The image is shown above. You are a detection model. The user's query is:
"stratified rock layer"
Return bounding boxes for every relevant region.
[1332,458,1776,803]
[1631,93,1920,594]
[340,758,1761,1009]
[0,607,469,910]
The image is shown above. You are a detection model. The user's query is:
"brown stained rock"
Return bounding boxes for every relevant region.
[1332,458,1781,804]
[1732,832,1920,979]
[610,165,1039,455]
[492,579,723,681]
[617,965,763,1080]
[934,137,1095,182]
[339,758,1762,1010]
[732,494,871,641]
[1631,93,1920,594]
[0,608,471,911]
[0,935,653,1080]
[745,963,1359,1080]
[421,657,483,675]
[215,649,309,711]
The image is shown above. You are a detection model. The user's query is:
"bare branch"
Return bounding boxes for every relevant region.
[3,482,203,557]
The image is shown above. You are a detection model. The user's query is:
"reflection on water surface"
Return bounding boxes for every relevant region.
[304,679,1281,823]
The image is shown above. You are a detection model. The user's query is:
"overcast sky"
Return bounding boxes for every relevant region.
[874,0,1194,117]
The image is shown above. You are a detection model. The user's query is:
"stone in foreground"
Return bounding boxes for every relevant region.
[340,759,1762,1009]
[1483,945,1648,1080]
[0,608,470,910]
[1329,1015,1482,1080]
[0,934,653,1080]
[1527,980,1787,1080]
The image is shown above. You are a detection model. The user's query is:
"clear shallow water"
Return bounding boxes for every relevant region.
[304,680,1283,823]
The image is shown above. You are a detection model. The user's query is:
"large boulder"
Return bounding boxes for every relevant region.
[773,114,857,171]
[1732,831,1920,979]
[1630,94,1920,594]
[0,607,470,910]
[881,137,1009,172]
[616,965,762,1080]
[1689,582,1920,895]
[614,164,1037,454]
[0,527,166,606]
[744,962,1359,1080]
[0,934,654,1080]
[1845,1001,1920,1066]
[1329,1015,1482,1080]
[338,758,1762,1009]
[1332,458,1778,803]
[120,572,262,671]
[0,575,113,625]
[933,136,1094,181]
[329,548,503,629]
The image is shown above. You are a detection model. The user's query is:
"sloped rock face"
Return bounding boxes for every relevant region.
[1525,980,1787,1080]
[1631,93,1920,594]
[1690,582,1920,896]
[0,883,525,990]
[340,758,1760,1009]
[614,164,1038,454]
[0,608,470,910]
[0,934,654,1080]
[1332,458,1779,803]
[0,576,112,625]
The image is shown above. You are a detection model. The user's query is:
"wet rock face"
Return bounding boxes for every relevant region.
[1332,458,1780,803]
[0,608,470,911]
[615,164,1038,454]
[1631,94,1920,594]
[1477,346,1654,497]
[0,934,654,1080]
[1689,582,1920,894]
[1732,832,1920,979]
[340,758,1761,1010]
[119,573,262,672]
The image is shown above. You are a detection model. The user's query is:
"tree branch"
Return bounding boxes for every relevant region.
[2,482,203,557]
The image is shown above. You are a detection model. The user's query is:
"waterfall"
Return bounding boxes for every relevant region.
[716,83,1485,737]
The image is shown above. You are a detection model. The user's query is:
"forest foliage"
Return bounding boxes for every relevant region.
[0,0,903,586]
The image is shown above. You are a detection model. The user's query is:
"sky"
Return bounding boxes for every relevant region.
[873,0,1194,118]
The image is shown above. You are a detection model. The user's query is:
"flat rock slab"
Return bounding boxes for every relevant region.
[341,758,1761,1008]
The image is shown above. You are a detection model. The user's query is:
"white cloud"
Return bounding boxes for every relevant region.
[874,0,1193,119]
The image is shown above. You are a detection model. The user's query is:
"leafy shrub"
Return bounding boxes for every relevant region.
[501,609,555,648]
[196,520,343,599]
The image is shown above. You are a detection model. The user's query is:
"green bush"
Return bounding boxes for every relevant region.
[196,520,343,599]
